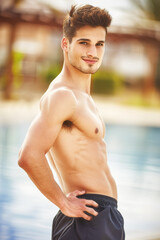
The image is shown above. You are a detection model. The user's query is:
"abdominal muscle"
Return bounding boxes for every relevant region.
[48,128,118,200]
[62,169,118,200]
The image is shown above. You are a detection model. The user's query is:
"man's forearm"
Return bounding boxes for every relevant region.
[18,152,66,209]
[18,151,100,220]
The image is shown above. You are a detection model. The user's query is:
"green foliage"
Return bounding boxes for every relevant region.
[92,70,124,95]
[0,51,24,91]
[39,63,61,84]
[147,0,160,21]
[130,0,160,21]
[12,51,24,88]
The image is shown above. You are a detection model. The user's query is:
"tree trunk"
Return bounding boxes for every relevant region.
[4,23,16,99]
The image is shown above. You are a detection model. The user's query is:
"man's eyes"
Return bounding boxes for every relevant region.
[79,42,104,46]
[79,42,88,45]
[96,43,104,46]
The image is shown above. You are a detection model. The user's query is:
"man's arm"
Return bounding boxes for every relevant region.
[18,89,98,220]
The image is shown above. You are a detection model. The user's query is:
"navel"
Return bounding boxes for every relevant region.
[95,128,99,134]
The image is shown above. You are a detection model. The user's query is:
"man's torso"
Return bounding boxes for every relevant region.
[41,79,117,199]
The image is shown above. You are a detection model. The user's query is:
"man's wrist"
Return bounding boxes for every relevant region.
[57,193,68,211]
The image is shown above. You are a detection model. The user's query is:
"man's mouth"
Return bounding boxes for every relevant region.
[81,57,99,65]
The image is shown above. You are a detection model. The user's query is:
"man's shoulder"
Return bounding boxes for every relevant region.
[44,86,77,104]
[40,86,78,114]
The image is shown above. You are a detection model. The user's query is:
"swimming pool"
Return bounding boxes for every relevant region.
[0,123,160,240]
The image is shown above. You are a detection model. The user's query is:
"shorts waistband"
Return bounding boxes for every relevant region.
[77,193,117,208]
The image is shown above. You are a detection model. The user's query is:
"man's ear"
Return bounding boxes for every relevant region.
[61,37,69,52]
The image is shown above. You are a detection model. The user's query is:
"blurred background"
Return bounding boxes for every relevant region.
[0,0,160,239]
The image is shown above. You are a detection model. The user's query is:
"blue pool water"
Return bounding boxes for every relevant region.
[0,123,160,240]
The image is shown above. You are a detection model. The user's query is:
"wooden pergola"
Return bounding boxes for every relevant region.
[0,4,64,99]
[108,25,160,93]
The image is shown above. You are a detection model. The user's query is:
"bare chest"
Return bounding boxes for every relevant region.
[68,95,105,139]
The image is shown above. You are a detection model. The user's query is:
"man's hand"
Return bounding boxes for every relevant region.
[61,190,99,221]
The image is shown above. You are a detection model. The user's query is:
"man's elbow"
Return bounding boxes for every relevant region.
[18,149,32,170]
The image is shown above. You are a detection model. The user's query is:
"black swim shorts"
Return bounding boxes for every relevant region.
[52,194,125,240]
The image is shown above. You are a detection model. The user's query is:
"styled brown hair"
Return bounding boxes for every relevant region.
[63,5,112,42]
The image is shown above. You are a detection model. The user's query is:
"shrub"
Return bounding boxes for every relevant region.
[39,62,62,84]
[92,69,124,95]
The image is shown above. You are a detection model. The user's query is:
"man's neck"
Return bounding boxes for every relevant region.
[61,64,91,95]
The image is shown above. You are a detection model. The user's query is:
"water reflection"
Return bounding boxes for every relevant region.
[106,125,160,240]
[0,124,160,240]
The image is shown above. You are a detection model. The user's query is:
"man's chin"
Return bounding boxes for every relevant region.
[81,67,99,74]
[71,63,99,74]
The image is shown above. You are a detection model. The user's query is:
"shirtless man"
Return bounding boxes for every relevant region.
[18,5,125,240]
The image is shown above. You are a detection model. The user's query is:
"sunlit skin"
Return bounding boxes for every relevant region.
[67,26,105,74]
[18,26,117,221]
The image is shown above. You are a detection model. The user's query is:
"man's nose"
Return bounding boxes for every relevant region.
[86,46,97,58]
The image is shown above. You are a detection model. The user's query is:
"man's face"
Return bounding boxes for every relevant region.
[67,26,106,74]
